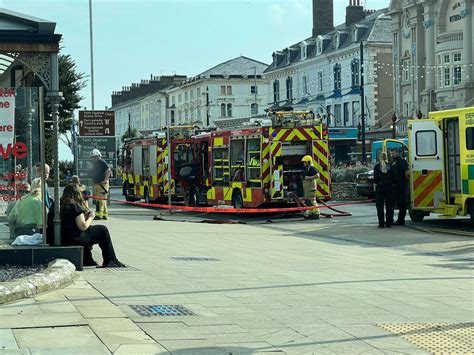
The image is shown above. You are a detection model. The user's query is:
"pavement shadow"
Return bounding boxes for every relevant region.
[169,346,263,354]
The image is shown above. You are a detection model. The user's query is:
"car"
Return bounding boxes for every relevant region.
[356,170,375,198]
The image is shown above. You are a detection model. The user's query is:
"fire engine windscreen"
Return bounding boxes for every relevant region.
[174,143,197,184]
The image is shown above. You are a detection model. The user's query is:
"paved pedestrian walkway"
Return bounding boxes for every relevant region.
[1,202,473,354]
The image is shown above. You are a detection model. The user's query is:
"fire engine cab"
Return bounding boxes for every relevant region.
[393,107,474,224]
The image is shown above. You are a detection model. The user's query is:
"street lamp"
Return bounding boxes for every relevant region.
[391,113,397,139]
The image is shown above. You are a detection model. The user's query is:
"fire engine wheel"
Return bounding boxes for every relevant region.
[124,183,135,202]
[144,188,150,204]
[409,208,425,222]
[232,191,243,209]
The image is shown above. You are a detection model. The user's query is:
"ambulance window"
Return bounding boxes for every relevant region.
[415,130,437,156]
[467,127,474,150]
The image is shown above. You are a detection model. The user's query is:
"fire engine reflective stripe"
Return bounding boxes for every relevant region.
[157,149,164,184]
[261,139,271,184]
[271,142,283,199]
[270,127,321,141]
[312,140,330,197]
[413,170,443,208]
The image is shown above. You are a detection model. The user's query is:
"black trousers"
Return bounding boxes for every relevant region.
[376,188,394,227]
[76,225,118,266]
[394,185,407,223]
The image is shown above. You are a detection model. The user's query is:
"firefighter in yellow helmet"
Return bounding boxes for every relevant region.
[301,155,320,219]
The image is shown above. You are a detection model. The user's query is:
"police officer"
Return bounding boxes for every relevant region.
[90,149,111,220]
[301,155,320,220]
[374,152,394,228]
[390,148,409,225]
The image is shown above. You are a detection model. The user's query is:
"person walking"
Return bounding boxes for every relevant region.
[90,149,111,220]
[374,152,395,228]
[390,148,409,225]
[301,155,320,220]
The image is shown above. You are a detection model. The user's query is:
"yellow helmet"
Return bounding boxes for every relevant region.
[301,155,313,163]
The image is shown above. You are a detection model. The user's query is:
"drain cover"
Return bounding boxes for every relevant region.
[106,265,140,272]
[172,257,220,261]
[378,323,474,353]
[129,305,196,317]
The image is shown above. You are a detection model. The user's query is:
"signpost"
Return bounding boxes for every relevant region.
[77,110,117,189]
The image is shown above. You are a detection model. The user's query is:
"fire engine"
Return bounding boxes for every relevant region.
[171,111,332,208]
[390,107,474,224]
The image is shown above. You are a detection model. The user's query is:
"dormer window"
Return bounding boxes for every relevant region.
[352,28,358,42]
[317,40,323,55]
[287,51,291,64]
[334,33,340,49]
[301,46,307,60]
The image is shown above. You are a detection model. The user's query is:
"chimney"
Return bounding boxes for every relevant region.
[312,0,334,37]
[346,0,366,27]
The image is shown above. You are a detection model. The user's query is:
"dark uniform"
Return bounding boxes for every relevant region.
[374,162,395,228]
[392,156,409,225]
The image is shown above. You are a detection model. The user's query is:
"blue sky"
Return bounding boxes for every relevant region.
[3,0,390,159]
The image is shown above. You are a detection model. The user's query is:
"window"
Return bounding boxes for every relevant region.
[227,103,232,117]
[318,72,323,92]
[317,41,322,55]
[343,102,350,126]
[185,91,188,101]
[467,127,474,150]
[220,86,226,95]
[415,130,437,156]
[170,110,175,125]
[302,76,308,95]
[351,59,360,87]
[251,103,258,115]
[444,67,451,86]
[444,54,450,64]
[334,104,341,126]
[197,87,201,96]
[220,103,226,117]
[190,90,194,99]
[405,102,410,117]
[454,52,462,85]
[352,101,360,125]
[184,108,188,120]
[301,46,307,59]
[333,64,341,91]
[334,34,340,49]
[354,28,359,43]
[251,85,257,94]
[172,96,176,105]
[178,94,182,103]
[403,60,411,82]
[227,86,232,95]
[273,80,280,103]
[286,76,293,100]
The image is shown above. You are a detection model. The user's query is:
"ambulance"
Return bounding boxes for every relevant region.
[405,107,474,224]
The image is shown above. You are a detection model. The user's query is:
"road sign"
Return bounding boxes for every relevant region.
[77,137,117,180]
[79,110,115,136]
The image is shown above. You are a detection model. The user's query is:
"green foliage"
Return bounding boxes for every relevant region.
[331,164,372,183]
[121,128,140,142]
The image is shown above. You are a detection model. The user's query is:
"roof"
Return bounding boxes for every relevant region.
[0,8,57,35]
[199,56,269,77]
[265,8,391,74]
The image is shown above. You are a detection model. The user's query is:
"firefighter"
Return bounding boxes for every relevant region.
[301,155,320,219]
[90,149,111,220]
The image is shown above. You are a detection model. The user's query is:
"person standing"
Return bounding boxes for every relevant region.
[374,152,395,228]
[301,155,320,220]
[390,148,410,225]
[90,149,111,220]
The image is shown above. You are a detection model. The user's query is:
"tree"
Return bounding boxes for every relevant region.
[45,54,87,164]
[121,128,140,142]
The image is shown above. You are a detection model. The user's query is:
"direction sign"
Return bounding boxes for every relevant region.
[77,137,117,180]
[79,110,115,136]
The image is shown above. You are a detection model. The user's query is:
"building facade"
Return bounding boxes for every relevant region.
[389,0,474,134]
[165,56,268,127]
[264,0,394,161]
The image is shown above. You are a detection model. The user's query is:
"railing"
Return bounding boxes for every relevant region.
[437,31,463,44]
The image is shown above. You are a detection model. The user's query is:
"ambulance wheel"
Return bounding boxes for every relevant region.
[409,209,425,222]
[232,191,243,209]
[469,201,474,226]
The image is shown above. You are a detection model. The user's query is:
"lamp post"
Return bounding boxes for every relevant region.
[391,113,397,139]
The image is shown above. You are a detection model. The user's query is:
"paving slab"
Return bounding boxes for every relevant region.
[0,312,86,329]
[0,329,18,350]
[113,343,170,354]
[94,330,156,352]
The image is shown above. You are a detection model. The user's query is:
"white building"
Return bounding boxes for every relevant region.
[111,75,186,147]
[389,0,474,133]
[264,0,394,161]
[165,56,268,127]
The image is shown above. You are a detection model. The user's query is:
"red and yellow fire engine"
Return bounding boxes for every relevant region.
[170,111,332,208]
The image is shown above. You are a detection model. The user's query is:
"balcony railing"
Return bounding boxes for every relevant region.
[437,31,463,44]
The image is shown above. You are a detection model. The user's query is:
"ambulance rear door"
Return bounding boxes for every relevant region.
[409,120,444,210]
